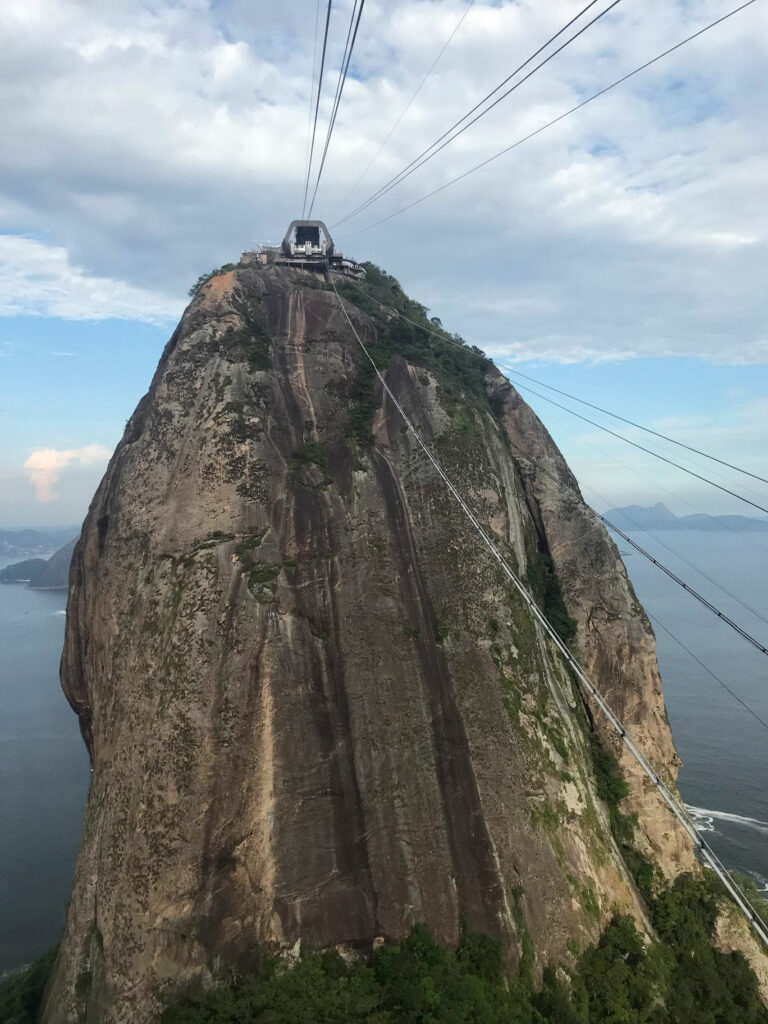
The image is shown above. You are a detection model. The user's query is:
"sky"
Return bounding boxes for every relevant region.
[1,0,767,527]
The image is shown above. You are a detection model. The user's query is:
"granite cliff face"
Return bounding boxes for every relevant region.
[43,263,693,1023]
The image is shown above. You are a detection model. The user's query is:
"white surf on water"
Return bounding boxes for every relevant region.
[687,805,768,836]
[686,807,768,893]
[688,802,768,835]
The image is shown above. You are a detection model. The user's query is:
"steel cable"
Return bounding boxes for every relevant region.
[308,0,366,217]
[504,368,768,488]
[343,0,476,205]
[333,0,618,227]
[513,381,768,516]
[341,0,759,234]
[303,0,334,218]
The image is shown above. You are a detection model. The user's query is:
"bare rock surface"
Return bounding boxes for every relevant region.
[43,265,695,1023]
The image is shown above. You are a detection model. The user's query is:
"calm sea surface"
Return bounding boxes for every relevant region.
[0,564,89,975]
[617,529,768,892]
[0,530,766,973]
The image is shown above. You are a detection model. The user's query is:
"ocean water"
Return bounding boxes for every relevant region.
[0,570,89,975]
[0,531,765,974]
[618,529,768,892]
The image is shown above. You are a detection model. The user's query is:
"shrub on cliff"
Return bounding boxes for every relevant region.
[159,924,542,1023]
[188,263,238,298]
[158,904,768,1024]
[0,946,57,1024]
[6,899,766,1024]
[652,874,766,1023]
[335,264,494,428]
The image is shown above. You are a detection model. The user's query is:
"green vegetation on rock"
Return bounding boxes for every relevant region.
[158,924,539,1024]
[732,872,768,928]
[0,558,47,583]
[335,264,497,449]
[9,894,766,1024]
[650,873,767,1023]
[526,549,577,645]
[153,893,768,1023]
[0,946,57,1024]
[222,324,272,372]
[589,736,657,900]
[291,441,328,469]
[245,562,281,602]
[188,263,239,298]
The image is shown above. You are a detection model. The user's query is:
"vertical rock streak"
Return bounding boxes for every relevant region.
[374,447,512,944]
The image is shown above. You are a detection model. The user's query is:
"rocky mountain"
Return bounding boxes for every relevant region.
[606,501,768,532]
[28,538,77,590]
[40,263,761,1022]
[0,557,47,583]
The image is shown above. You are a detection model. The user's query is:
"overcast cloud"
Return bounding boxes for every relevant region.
[0,0,766,365]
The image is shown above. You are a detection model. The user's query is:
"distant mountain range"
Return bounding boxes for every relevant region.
[0,537,77,589]
[0,527,79,559]
[604,502,768,532]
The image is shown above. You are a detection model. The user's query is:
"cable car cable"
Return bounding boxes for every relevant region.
[536,481,768,730]
[575,471,768,631]
[303,0,322,216]
[594,511,768,659]
[326,0,360,140]
[502,368,768,488]
[337,277,768,527]
[308,0,366,217]
[309,0,359,216]
[344,0,476,206]
[646,611,768,733]
[511,381,768,517]
[507,373,768,557]
[303,0,334,218]
[334,0,607,226]
[333,0,619,227]
[341,0,759,234]
[487,468,768,731]
[336,276,768,652]
[329,275,768,949]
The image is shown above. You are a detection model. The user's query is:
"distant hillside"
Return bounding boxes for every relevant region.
[605,501,768,532]
[0,558,47,583]
[0,527,78,559]
[0,538,77,589]
[29,538,77,590]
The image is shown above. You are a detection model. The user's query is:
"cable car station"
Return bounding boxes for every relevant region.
[243,220,365,279]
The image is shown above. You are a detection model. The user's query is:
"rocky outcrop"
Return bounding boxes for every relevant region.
[716,903,768,1004]
[29,538,77,589]
[43,264,693,1023]
[0,557,47,583]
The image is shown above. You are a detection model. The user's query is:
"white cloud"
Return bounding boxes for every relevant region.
[0,236,181,322]
[24,443,112,503]
[0,0,765,360]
